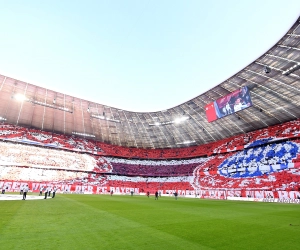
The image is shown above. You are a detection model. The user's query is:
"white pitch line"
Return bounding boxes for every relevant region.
[0,194,53,201]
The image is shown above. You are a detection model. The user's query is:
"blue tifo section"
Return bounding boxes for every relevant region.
[218,141,299,178]
[247,138,273,148]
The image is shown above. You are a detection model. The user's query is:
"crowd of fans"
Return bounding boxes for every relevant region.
[0,120,300,193]
[0,141,100,171]
[0,138,299,192]
[105,157,207,176]
[0,165,87,182]
[217,141,297,178]
[0,119,300,159]
[192,142,300,191]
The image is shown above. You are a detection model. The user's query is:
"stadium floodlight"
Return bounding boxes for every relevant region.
[12,93,72,113]
[176,140,195,145]
[30,100,72,113]
[282,63,300,76]
[173,116,189,124]
[149,120,172,126]
[92,114,105,119]
[14,93,28,102]
[72,132,95,137]
[90,114,120,123]
[0,116,7,121]
[149,116,189,126]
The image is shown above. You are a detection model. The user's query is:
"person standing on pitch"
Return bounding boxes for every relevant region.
[44,186,48,199]
[2,185,6,194]
[20,185,24,195]
[52,186,57,198]
[22,185,29,200]
[155,191,159,200]
[174,191,178,200]
[39,186,43,196]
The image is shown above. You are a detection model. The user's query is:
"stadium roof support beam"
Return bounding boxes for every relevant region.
[148,113,173,147]
[244,69,300,103]
[278,44,300,51]
[63,94,66,134]
[176,106,203,144]
[95,103,104,142]
[123,111,138,148]
[41,89,48,131]
[0,76,6,91]
[265,53,300,65]
[258,61,300,79]
[137,113,155,148]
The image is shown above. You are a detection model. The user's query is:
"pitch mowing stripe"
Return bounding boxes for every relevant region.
[57,195,212,249]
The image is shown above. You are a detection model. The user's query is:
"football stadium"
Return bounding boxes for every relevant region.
[1,3,300,250]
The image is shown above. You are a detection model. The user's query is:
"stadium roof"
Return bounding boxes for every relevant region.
[0,17,300,149]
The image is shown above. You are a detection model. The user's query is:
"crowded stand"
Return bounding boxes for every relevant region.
[0,119,300,159]
[0,119,300,199]
[192,141,300,192]
[0,141,110,172]
[0,165,87,182]
[105,157,207,177]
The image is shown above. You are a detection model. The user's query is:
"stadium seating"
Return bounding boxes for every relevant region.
[1,119,300,197]
[0,119,300,159]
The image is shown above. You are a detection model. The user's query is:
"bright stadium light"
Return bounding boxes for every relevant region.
[14,93,28,102]
[90,114,121,123]
[173,116,189,124]
[176,140,195,145]
[12,93,72,113]
[149,116,189,126]
[282,63,300,76]
[72,132,95,137]
[30,100,72,113]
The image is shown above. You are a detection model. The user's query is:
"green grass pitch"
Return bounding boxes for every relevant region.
[0,194,299,250]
